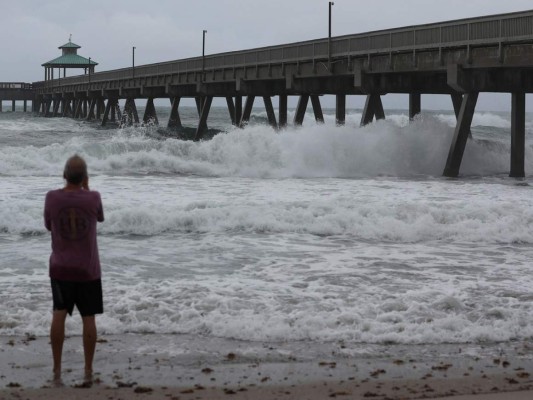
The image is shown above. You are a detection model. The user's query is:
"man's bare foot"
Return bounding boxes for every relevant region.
[50,370,63,387]
[84,369,93,383]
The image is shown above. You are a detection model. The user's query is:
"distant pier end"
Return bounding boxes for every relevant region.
[0,83,35,112]
[26,10,533,177]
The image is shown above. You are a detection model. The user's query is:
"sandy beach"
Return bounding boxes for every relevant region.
[1,334,531,399]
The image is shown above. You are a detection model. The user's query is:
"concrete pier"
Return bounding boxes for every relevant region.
[26,9,533,177]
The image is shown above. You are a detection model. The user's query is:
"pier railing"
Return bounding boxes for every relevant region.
[0,83,33,90]
[35,10,533,87]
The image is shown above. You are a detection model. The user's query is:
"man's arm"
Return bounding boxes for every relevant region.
[96,192,104,223]
[44,192,52,231]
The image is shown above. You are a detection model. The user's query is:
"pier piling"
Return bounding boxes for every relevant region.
[510,92,526,178]
[168,97,182,128]
[443,92,479,177]
[409,93,421,120]
[195,96,213,141]
[235,96,243,127]
[294,95,310,126]
[361,94,385,126]
[240,95,255,127]
[87,99,96,121]
[279,95,288,129]
[263,96,278,129]
[335,94,346,126]
[143,98,157,125]
[225,97,236,126]
[310,95,324,124]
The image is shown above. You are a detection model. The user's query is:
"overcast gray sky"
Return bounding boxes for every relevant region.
[1,0,532,111]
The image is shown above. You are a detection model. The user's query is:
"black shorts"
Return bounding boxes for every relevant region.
[51,279,103,317]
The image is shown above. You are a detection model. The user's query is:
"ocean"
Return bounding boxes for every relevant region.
[0,105,532,348]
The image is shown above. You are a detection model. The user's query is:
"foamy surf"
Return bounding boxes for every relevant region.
[0,108,532,346]
[1,114,531,178]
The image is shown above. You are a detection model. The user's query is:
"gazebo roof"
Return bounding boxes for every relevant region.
[42,54,98,67]
[59,41,81,49]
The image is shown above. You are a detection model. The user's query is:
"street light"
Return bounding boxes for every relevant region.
[132,46,136,79]
[328,1,334,68]
[202,30,207,81]
[88,57,91,83]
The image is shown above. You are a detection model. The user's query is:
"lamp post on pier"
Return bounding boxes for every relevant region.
[202,30,207,81]
[132,46,136,79]
[88,57,91,83]
[328,1,334,69]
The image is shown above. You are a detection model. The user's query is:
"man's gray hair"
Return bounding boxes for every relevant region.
[63,154,88,185]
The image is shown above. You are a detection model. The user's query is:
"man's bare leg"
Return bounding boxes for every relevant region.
[50,310,68,378]
[82,315,97,378]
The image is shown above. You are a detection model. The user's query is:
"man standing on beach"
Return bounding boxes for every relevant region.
[44,155,104,380]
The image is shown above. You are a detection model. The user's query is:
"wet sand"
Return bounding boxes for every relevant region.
[1,334,531,399]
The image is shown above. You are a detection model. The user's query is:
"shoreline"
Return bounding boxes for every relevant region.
[1,334,531,399]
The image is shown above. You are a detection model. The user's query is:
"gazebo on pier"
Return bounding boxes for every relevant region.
[42,36,97,81]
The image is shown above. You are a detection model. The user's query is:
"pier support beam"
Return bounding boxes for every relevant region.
[226,97,236,125]
[23,100,27,113]
[294,95,310,126]
[310,95,324,124]
[510,92,526,178]
[409,93,421,120]
[235,96,243,127]
[443,92,479,177]
[110,101,116,122]
[336,94,346,126]
[101,98,118,126]
[62,99,72,117]
[52,99,60,117]
[240,95,255,128]
[101,100,111,126]
[195,96,209,132]
[195,96,203,116]
[361,94,385,126]
[115,102,122,122]
[263,96,278,129]
[0,101,3,112]
[75,100,83,119]
[195,96,213,141]
[44,99,52,117]
[279,95,288,129]
[12,100,15,112]
[122,98,139,126]
[143,98,158,125]
[87,99,96,121]
[96,99,105,120]
[450,94,462,119]
[82,100,88,119]
[167,97,182,128]
[451,93,473,139]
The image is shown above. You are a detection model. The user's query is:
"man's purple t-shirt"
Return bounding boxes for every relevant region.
[44,189,104,282]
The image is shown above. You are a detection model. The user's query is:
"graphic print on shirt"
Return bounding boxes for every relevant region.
[58,207,90,240]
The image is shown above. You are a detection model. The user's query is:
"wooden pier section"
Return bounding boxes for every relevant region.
[31,10,533,177]
[0,83,34,113]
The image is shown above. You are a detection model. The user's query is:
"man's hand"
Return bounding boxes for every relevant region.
[82,176,90,191]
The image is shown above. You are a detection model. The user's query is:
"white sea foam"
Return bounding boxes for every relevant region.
[2,236,532,344]
[1,110,532,346]
[0,114,530,178]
